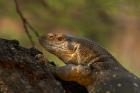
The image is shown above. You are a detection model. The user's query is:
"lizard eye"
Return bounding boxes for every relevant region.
[57,36,64,41]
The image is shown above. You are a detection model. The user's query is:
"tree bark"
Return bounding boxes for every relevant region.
[0,38,87,93]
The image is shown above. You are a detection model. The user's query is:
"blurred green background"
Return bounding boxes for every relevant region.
[0,0,140,77]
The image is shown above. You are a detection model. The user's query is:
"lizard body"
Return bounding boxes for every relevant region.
[39,33,140,93]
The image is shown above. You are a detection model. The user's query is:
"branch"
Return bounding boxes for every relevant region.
[14,0,39,46]
[0,38,64,93]
[0,38,88,93]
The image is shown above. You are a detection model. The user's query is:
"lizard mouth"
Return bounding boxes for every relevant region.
[47,44,70,52]
[39,36,67,50]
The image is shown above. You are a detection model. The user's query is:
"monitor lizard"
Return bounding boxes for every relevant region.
[39,33,140,93]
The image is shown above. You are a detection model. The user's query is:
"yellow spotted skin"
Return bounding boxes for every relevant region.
[39,33,140,93]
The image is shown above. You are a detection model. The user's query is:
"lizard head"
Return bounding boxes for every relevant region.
[39,33,80,64]
[39,33,110,65]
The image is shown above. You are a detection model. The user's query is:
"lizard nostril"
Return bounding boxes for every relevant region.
[47,33,54,39]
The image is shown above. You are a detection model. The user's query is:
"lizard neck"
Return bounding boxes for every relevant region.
[87,53,122,73]
[89,54,115,64]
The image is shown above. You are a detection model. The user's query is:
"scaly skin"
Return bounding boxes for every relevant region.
[39,33,140,93]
